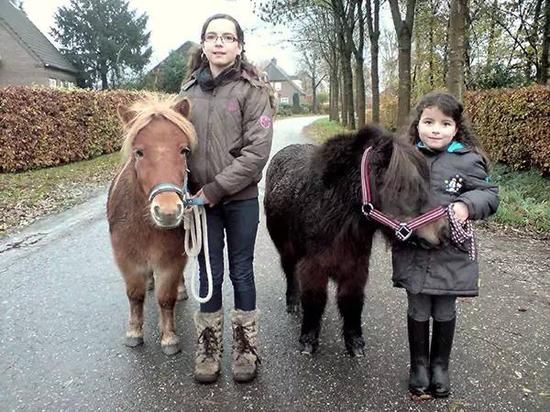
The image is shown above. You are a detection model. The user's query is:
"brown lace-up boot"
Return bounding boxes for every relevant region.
[194,310,223,383]
[231,309,261,383]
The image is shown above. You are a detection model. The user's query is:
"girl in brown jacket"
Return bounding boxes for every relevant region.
[393,92,499,399]
[179,14,274,384]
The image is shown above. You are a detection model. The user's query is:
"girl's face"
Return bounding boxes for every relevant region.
[417,106,458,150]
[202,18,242,75]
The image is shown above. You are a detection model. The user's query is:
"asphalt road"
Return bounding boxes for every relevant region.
[0,115,548,411]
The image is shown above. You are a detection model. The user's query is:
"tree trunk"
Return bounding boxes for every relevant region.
[355,57,366,128]
[541,0,550,83]
[342,54,355,129]
[366,0,380,123]
[389,0,417,129]
[340,59,347,128]
[100,64,109,90]
[447,0,467,101]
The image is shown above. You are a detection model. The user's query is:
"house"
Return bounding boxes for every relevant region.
[263,58,305,106]
[0,0,78,87]
[142,41,198,92]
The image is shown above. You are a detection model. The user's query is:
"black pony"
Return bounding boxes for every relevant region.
[264,125,449,356]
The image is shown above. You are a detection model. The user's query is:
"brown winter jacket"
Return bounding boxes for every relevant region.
[391,141,500,297]
[179,69,274,205]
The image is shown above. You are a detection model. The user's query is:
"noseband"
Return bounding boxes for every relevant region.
[360,146,447,241]
[148,174,205,207]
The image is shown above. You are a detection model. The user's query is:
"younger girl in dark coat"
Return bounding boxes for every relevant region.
[392,92,499,399]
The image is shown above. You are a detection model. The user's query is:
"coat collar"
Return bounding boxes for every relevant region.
[416,140,471,154]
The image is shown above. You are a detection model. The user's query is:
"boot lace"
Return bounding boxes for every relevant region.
[197,327,218,358]
[234,325,261,364]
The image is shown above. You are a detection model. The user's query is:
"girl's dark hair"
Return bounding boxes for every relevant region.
[186,13,260,80]
[407,91,489,165]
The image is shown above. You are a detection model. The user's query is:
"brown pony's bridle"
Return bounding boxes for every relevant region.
[148,174,205,207]
[360,146,447,241]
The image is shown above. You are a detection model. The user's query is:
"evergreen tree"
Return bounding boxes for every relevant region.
[51,0,152,89]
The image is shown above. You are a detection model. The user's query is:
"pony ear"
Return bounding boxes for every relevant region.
[174,98,191,118]
[117,104,135,126]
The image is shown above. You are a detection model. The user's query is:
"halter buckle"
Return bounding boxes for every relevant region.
[361,203,374,217]
[395,223,413,241]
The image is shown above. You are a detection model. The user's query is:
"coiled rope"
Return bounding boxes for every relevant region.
[182,198,213,303]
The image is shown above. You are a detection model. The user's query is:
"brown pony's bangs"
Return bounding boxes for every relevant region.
[120,94,197,162]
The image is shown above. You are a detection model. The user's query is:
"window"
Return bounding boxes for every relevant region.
[274,82,282,91]
[280,97,289,104]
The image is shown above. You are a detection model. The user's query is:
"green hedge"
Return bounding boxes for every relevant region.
[464,85,550,174]
[0,86,149,172]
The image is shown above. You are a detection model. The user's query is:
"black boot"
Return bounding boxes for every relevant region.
[407,316,430,397]
[430,317,456,398]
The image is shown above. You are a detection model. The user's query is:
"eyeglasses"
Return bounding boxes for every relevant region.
[203,33,238,44]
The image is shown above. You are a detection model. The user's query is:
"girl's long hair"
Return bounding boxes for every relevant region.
[185,13,261,81]
[406,91,489,165]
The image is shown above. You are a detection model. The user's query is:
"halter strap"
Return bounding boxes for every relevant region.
[360,146,447,241]
[148,175,205,206]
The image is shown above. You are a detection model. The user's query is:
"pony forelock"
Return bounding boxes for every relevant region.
[120,94,197,162]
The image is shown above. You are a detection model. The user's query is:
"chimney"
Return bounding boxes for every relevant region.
[271,58,277,65]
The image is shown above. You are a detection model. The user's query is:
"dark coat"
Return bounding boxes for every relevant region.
[391,141,500,296]
[179,70,274,205]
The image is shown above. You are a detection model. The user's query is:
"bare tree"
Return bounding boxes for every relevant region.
[389,0,417,129]
[447,0,468,100]
[541,0,550,83]
[365,0,381,123]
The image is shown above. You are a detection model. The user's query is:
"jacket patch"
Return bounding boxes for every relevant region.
[259,115,272,129]
[444,174,464,194]
[227,99,239,113]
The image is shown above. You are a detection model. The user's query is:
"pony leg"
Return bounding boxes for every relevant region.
[154,264,182,355]
[298,259,328,355]
[337,271,368,357]
[123,270,148,348]
[177,271,188,301]
[281,253,299,314]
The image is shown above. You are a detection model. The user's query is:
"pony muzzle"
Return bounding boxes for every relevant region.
[148,183,185,228]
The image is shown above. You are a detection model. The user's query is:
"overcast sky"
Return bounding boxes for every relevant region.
[22,0,299,73]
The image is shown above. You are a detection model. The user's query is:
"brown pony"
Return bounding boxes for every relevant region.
[107,95,196,355]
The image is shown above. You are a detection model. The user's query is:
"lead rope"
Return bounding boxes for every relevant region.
[183,200,213,303]
[448,204,476,261]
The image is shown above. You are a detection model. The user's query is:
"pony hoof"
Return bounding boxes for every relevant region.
[300,343,316,356]
[286,303,300,314]
[125,336,144,348]
[349,347,365,357]
[162,342,181,356]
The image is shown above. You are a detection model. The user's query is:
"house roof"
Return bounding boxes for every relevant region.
[0,0,78,74]
[263,58,304,95]
[147,41,198,74]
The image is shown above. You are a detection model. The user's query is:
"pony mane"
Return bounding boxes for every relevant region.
[120,94,197,162]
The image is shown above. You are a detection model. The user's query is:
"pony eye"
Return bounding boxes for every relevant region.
[181,147,191,156]
[134,149,144,159]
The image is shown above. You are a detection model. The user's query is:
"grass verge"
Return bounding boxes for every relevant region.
[0,152,121,238]
[303,120,550,238]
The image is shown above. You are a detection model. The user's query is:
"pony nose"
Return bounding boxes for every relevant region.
[154,204,183,219]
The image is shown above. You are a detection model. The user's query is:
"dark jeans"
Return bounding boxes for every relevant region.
[198,198,259,313]
[407,292,457,322]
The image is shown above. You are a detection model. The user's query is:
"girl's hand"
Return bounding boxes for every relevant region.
[452,202,469,222]
[192,189,211,206]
